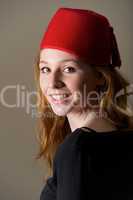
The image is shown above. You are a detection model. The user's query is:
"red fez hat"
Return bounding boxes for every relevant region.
[40,7,121,68]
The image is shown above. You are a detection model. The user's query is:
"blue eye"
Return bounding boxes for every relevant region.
[64,67,76,73]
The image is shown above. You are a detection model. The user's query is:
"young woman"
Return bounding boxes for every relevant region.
[34,7,133,200]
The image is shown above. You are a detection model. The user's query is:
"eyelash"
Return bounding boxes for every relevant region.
[40,66,76,74]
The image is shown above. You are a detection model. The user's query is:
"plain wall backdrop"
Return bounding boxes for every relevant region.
[0,0,132,199]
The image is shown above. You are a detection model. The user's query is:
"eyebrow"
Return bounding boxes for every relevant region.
[39,59,80,64]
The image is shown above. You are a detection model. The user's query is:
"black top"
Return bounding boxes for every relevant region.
[40,127,133,200]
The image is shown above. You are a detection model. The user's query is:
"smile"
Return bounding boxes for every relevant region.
[50,94,71,104]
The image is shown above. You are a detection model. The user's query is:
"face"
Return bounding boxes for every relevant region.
[39,48,100,116]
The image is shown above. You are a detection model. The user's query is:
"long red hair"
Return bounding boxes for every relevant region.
[34,51,133,177]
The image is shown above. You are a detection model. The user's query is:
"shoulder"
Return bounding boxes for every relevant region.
[55,128,133,161]
[55,128,82,157]
[57,128,133,151]
[56,127,94,153]
[54,128,88,166]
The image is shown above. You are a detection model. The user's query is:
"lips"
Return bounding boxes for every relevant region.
[49,93,70,96]
[49,93,71,104]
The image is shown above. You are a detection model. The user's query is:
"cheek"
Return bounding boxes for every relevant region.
[39,76,43,89]
[76,75,97,97]
[85,77,96,90]
[83,70,98,89]
[66,76,84,92]
[39,76,47,94]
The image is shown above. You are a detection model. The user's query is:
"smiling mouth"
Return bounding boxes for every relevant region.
[49,94,71,104]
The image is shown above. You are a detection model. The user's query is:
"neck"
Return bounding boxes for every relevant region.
[67,108,117,133]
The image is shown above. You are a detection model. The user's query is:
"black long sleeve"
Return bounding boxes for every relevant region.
[40,153,57,200]
[40,128,133,200]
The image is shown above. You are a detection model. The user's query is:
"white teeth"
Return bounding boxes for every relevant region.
[51,94,68,100]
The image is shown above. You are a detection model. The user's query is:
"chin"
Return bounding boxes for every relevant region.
[51,104,73,116]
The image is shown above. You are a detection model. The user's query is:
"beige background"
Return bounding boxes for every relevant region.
[0,0,132,199]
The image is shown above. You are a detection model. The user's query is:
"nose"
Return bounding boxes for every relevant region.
[48,71,65,89]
